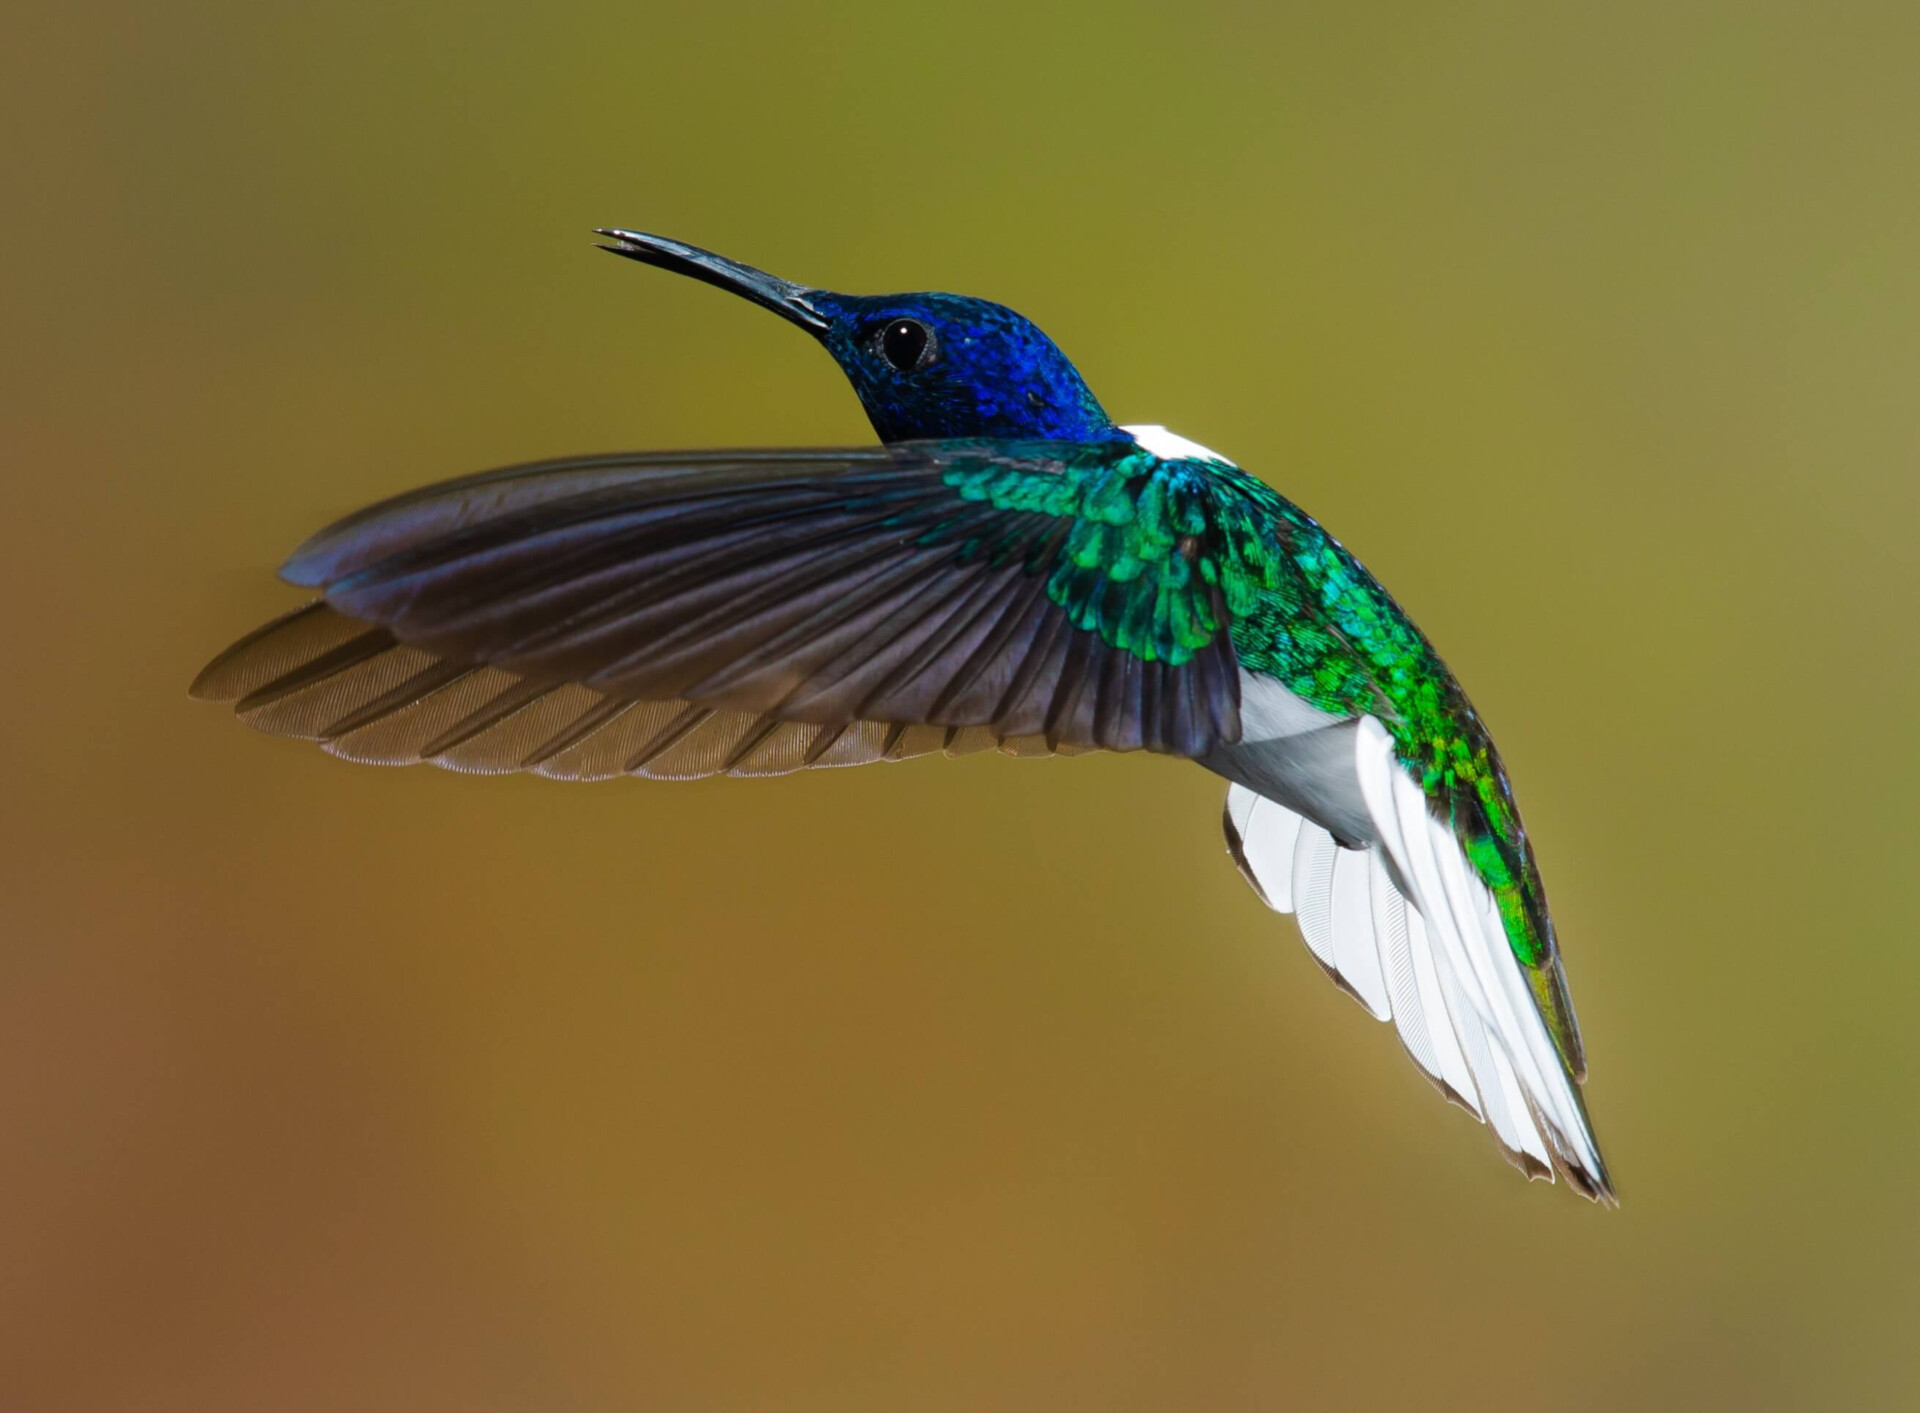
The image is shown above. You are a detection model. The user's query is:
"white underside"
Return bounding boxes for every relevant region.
[1238,670,1346,742]
[1224,715,1605,1192]
[1121,423,1232,465]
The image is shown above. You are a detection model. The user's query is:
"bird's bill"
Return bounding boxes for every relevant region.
[594,229,829,331]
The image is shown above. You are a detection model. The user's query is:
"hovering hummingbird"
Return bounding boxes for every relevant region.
[193,230,1612,1201]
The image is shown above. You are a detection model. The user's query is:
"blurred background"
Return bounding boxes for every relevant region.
[4,2,1917,1409]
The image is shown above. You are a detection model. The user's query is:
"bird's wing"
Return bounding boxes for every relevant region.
[189,599,1098,778]
[192,441,1275,773]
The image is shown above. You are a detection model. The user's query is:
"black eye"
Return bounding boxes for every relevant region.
[878,319,935,372]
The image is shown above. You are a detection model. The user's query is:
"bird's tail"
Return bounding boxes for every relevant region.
[1223,764,1613,1203]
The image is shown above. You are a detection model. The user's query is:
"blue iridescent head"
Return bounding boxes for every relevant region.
[597,229,1119,444]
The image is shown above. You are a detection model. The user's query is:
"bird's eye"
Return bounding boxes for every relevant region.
[877,319,935,372]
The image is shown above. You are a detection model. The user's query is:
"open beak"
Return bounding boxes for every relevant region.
[594,229,829,332]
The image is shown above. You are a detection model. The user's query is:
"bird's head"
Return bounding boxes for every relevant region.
[596,229,1119,445]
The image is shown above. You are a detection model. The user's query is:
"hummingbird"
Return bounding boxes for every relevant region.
[192,230,1612,1201]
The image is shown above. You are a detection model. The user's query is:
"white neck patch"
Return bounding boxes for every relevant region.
[1120,423,1233,465]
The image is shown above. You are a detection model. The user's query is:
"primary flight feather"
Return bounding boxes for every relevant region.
[193,230,1612,1201]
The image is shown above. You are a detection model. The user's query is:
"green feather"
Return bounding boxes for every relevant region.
[917,440,1582,1073]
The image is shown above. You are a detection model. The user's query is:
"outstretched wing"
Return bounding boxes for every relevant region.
[192,441,1274,772]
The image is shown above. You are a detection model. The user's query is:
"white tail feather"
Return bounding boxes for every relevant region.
[1332,845,1390,1019]
[1225,784,1304,912]
[1403,906,1482,1116]
[1292,824,1341,969]
[1370,854,1440,1079]
[1220,718,1609,1197]
[1355,716,1606,1191]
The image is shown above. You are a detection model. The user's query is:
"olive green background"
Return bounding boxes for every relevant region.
[4,3,1916,1409]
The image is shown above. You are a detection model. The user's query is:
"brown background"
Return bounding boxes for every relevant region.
[5,2,1917,1409]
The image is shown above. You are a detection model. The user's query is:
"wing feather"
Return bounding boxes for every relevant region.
[246,445,1249,757]
[194,602,1065,782]
[325,664,521,766]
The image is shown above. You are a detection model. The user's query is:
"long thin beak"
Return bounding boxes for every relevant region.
[593,229,829,332]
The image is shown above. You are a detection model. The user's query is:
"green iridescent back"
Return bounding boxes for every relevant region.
[932,441,1576,1067]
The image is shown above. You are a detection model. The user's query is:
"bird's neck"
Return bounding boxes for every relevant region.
[866,398,1127,446]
